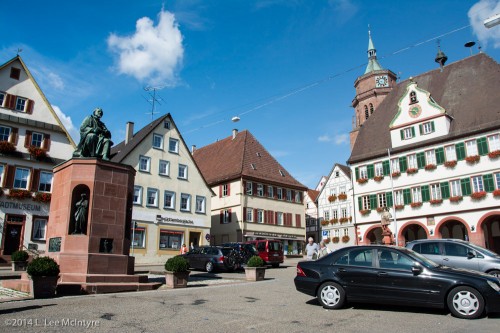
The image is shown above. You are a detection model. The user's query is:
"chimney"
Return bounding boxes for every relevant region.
[191,145,196,154]
[232,129,238,139]
[125,122,134,145]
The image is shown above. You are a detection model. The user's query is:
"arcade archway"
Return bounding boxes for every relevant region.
[400,222,428,244]
[437,219,468,240]
[365,226,383,244]
[479,213,500,254]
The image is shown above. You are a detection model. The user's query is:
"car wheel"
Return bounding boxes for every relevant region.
[271,263,279,268]
[205,261,214,273]
[487,269,500,277]
[447,286,484,319]
[317,282,345,310]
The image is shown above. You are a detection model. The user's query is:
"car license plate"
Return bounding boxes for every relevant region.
[273,254,279,257]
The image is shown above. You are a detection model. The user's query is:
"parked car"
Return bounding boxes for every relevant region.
[221,242,259,268]
[406,239,500,277]
[294,245,500,319]
[180,246,235,273]
[245,239,284,267]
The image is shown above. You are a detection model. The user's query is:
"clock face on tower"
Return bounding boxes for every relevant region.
[408,104,422,118]
[375,75,389,88]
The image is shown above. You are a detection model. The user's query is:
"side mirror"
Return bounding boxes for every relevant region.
[411,264,423,275]
[467,252,475,259]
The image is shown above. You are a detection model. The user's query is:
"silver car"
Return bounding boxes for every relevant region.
[405,239,500,277]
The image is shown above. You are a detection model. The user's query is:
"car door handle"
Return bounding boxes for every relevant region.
[338,268,347,272]
[378,272,388,277]
[443,258,449,261]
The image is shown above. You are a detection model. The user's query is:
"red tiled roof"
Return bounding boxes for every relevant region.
[193,130,306,190]
[307,189,320,202]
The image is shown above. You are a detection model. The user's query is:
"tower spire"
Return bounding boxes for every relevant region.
[364,25,384,74]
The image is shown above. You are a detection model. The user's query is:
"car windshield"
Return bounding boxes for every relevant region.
[466,242,500,257]
[405,248,440,268]
[268,242,281,251]
[220,248,233,256]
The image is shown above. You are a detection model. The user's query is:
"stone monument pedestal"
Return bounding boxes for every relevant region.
[45,158,160,294]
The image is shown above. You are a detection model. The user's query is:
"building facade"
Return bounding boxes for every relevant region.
[0,56,75,257]
[348,52,500,253]
[193,129,307,254]
[111,114,213,264]
[317,164,355,251]
[304,189,319,243]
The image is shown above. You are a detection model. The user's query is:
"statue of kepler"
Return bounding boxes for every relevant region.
[73,107,113,160]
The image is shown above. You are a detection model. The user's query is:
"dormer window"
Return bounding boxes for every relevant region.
[250,163,256,170]
[420,121,435,135]
[400,127,415,140]
[10,67,21,80]
[279,170,285,177]
[409,91,418,104]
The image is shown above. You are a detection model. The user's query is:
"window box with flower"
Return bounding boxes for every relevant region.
[449,196,463,202]
[33,192,51,203]
[324,238,330,244]
[395,204,404,210]
[0,141,16,154]
[406,168,418,175]
[424,164,437,171]
[339,217,348,223]
[341,235,350,243]
[444,160,457,168]
[493,189,500,198]
[471,191,487,200]
[321,220,329,226]
[430,199,443,205]
[391,171,401,178]
[28,146,47,160]
[328,195,337,202]
[338,193,347,200]
[465,155,480,164]
[357,178,368,184]
[330,218,338,225]
[410,202,422,208]
[360,209,371,216]
[7,189,33,199]
[332,237,340,243]
[373,175,384,182]
[376,207,385,213]
[488,150,500,159]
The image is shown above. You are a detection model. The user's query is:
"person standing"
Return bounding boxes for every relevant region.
[180,244,188,254]
[305,237,318,260]
[317,241,332,259]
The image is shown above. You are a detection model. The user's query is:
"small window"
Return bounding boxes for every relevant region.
[377,193,387,208]
[430,184,441,200]
[0,92,5,107]
[146,188,159,207]
[369,103,374,114]
[222,209,231,224]
[450,180,462,197]
[425,150,436,165]
[445,145,457,161]
[495,173,500,190]
[15,97,27,112]
[335,171,340,177]
[32,218,48,241]
[133,186,143,205]
[153,134,163,149]
[164,191,175,209]
[421,122,434,135]
[10,67,21,80]
[276,212,283,225]
[471,176,484,193]
[257,184,264,196]
[139,156,151,172]
[374,162,383,177]
[0,165,4,186]
[246,208,253,222]
[407,154,418,169]
[14,167,30,189]
[250,163,256,170]
[159,160,170,176]
[31,132,44,148]
[364,105,369,120]
[178,164,188,179]
[466,140,478,156]
[38,172,53,192]
[411,187,422,203]
[402,127,414,140]
[195,196,206,213]
[268,186,274,198]
[295,191,301,203]
[180,193,191,211]
[279,170,285,177]
[222,184,229,197]
[0,126,11,141]
[359,166,368,179]
[169,138,179,153]
[488,134,500,152]
[132,225,146,248]
[286,189,292,201]
[257,210,264,223]
[246,181,253,195]
[394,190,404,206]
[277,188,283,200]
[164,120,171,129]
[391,158,400,173]
[409,91,418,104]
[361,196,370,210]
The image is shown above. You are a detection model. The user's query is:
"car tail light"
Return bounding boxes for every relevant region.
[296,264,306,277]
[219,256,225,263]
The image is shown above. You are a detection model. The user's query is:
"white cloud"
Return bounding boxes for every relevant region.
[107,9,184,86]
[318,133,349,145]
[52,105,78,142]
[46,71,64,90]
[469,0,500,48]
[328,0,358,26]
[270,150,290,158]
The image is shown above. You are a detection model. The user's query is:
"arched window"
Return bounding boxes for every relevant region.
[364,105,369,120]
[369,103,374,114]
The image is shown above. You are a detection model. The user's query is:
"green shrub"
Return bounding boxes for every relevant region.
[11,250,29,262]
[165,256,189,272]
[246,255,265,267]
[27,257,60,277]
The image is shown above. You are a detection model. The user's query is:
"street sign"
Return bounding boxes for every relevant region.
[205,233,211,241]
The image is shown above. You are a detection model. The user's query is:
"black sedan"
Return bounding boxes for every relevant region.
[294,245,500,319]
[181,246,235,273]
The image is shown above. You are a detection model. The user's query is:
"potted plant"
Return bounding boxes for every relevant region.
[328,195,337,202]
[465,155,480,164]
[332,237,340,243]
[26,256,60,298]
[338,193,347,200]
[0,140,16,154]
[357,178,368,184]
[391,171,401,178]
[488,150,500,159]
[424,164,437,171]
[406,168,418,175]
[341,235,350,243]
[373,175,384,182]
[360,209,371,216]
[449,195,463,202]
[471,191,487,200]
[11,250,29,271]
[493,189,500,198]
[244,255,266,281]
[164,256,190,288]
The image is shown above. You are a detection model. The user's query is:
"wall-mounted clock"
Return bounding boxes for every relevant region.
[375,75,389,88]
[408,104,422,118]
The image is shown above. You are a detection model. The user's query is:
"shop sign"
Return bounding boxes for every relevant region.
[253,231,300,239]
[156,215,194,225]
[0,200,41,212]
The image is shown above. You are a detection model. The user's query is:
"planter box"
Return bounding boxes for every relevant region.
[165,271,190,288]
[244,267,266,281]
[12,261,28,271]
[31,276,59,299]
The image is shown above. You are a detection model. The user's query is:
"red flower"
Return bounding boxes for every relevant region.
[406,168,418,175]
[7,189,33,199]
[488,150,500,159]
[410,202,422,208]
[444,160,457,168]
[360,209,371,215]
[0,141,16,154]
[328,195,337,202]
[376,207,385,213]
[374,175,384,182]
[341,235,350,243]
[33,192,51,203]
[391,171,401,178]
[449,196,463,202]
[493,189,500,197]
[357,178,368,184]
[424,164,437,171]
[471,191,487,200]
[430,199,443,205]
[465,155,480,164]
[395,204,404,210]
[28,146,47,160]
[332,237,340,243]
[338,194,347,200]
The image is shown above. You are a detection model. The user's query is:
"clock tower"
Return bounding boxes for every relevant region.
[349,29,397,150]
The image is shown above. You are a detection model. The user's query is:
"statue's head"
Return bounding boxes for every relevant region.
[93,107,103,118]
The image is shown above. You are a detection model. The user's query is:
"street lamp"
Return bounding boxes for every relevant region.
[484,13,500,28]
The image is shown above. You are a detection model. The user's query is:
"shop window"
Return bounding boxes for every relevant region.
[132,225,146,248]
[159,230,183,250]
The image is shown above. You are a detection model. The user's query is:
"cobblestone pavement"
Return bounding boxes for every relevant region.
[0,287,30,302]
[149,272,248,288]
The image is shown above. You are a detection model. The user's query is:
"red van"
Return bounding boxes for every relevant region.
[245,240,284,267]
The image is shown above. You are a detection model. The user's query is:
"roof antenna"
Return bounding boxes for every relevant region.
[464,41,476,57]
[435,39,448,72]
[143,86,165,122]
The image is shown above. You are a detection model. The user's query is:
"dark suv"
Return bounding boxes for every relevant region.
[222,242,259,268]
[406,239,500,277]
[180,246,235,273]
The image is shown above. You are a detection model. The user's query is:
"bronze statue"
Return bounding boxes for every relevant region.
[73,193,88,234]
[73,107,112,160]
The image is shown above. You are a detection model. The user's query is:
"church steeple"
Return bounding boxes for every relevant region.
[365,28,384,74]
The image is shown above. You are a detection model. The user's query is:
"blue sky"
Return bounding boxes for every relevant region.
[1,0,499,189]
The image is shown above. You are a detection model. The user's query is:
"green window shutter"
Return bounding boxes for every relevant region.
[403,189,411,204]
[400,130,404,140]
[441,182,450,199]
[419,124,423,135]
[370,194,377,210]
[355,167,359,180]
[386,192,393,207]
[411,127,415,138]
[456,142,466,161]
[431,121,435,132]
[477,137,489,156]
[358,196,363,211]
[382,160,390,176]
[367,164,375,179]
[484,174,495,192]
[421,185,430,202]
[417,152,426,169]
[435,147,445,165]
[461,178,472,196]
[399,156,407,171]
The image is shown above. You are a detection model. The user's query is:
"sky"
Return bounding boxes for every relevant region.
[1,0,500,189]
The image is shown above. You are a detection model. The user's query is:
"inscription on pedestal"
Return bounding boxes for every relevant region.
[48,237,61,252]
